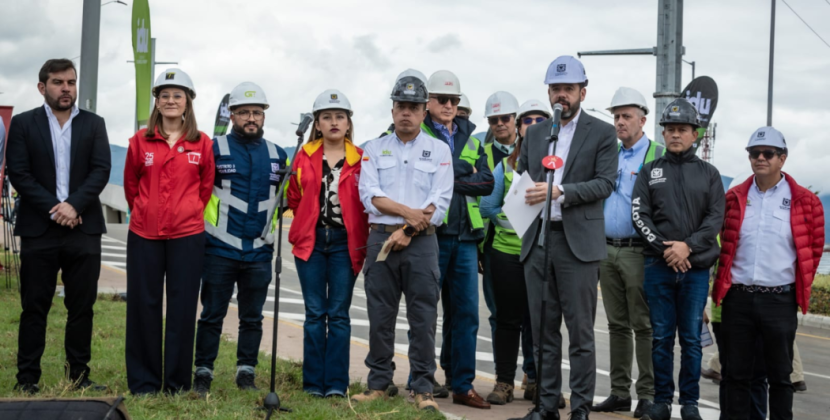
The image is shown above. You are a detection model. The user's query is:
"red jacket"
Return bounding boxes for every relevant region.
[124,128,215,240]
[713,173,825,313]
[287,139,368,275]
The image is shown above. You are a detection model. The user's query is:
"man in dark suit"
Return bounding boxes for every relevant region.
[7,58,111,394]
[512,56,618,420]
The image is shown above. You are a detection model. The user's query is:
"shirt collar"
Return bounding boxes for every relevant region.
[431,119,457,137]
[492,139,515,155]
[43,103,79,121]
[562,108,582,131]
[752,174,787,193]
[621,133,649,154]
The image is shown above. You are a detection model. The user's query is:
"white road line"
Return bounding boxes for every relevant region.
[102,245,126,251]
[102,235,126,245]
[101,252,125,258]
[803,370,830,381]
[103,262,126,268]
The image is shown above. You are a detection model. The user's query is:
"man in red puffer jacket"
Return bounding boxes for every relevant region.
[712,126,825,420]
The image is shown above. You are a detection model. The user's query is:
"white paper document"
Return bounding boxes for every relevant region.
[502,172,544,239]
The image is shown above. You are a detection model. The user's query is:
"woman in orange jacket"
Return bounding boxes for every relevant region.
[123,68,215,395]
[287,89,368,398]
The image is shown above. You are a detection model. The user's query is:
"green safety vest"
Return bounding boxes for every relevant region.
[617,140,666,166]
[491,157,522,255]
[420,122,485,231]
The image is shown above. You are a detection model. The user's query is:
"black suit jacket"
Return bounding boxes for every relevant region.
[7,106,111,237]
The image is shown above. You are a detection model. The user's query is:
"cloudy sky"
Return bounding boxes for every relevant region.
[1,0,829,190]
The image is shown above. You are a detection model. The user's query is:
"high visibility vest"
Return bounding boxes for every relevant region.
[420,122,485,231]
[617,140,666,167]
[491,157,522,255]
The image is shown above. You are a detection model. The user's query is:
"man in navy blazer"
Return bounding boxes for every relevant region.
[6,59,111,393]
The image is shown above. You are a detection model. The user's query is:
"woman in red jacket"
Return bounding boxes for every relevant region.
[287,89,368,398]
[123,68,215,395]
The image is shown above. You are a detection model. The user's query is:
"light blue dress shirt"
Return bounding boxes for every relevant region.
[604,133,649,239]
[431,120,457,153]
[480,161,506,219]
[44,103,79,203]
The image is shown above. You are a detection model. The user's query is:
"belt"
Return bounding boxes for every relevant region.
[606,237,643,247]
[547,221,564,231]
[371,224,436,236]
[731,284,794,294]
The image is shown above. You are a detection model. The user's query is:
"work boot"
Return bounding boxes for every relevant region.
[794,380,807,392]
[523,381,536,400]
[235,368,258,391]
[13,382,39,395]
[680,405,702,420]
[415,392,440,411]
[521,373,528,390]
[432,379,449,398]
[641,402,672,420]
[486,382,515,405]
[193,369,212,396]
[351,389,386,404]
[591,395,632,412]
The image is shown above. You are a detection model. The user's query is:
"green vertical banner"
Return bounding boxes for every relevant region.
[213,94,231,137]
[131,0,152,130]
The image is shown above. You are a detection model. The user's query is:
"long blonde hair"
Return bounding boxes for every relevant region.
[145,94,200,141]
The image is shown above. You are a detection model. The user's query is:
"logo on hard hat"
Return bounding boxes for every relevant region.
[758,131,766,138]
[557,64,566,72]
[244,91,256,98]
[671,106,679,112]
[492,103,501,112]
[444,82,454,86]
[165,72,176,80]
[331,94,338,100]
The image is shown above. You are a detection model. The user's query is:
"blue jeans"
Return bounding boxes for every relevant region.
[437,236,480,394]
[195,254,272,371]
[643,257,709,405]
[295,227,356,397]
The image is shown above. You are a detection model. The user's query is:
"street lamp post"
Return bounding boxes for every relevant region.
[78,0,127,114]
[767,0,776,126]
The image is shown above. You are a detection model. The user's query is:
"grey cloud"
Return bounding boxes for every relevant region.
[353,35,390,70]
[426,34,461,53]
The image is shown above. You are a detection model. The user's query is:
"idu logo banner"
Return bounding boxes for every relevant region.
[679,76,719,128]
[135,19,149,54]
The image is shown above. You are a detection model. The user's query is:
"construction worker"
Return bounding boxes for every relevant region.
[632,98,725,420]
[193,82,288,395]
[352,75,453,412]
[423,70,494,409]
[287,89,369,398]
[713,127,824,420]
[379,69,428,138]
[457,93,472,119]
[591,87,661,417]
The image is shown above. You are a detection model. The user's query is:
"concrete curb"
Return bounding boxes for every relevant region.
[798,311,830,330]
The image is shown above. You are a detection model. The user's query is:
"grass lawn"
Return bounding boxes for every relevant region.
[0,282,445,419]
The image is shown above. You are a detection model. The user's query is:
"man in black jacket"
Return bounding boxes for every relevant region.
[631,99,724,420]
[7,59,111,393]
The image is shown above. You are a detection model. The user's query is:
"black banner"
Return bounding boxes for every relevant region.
[680,76,718,148]
[213,93,231,137]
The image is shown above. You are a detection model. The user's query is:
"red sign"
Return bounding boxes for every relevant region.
[541,155,564,170]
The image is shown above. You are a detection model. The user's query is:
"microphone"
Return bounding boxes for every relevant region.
[548,103,563,142]
[295,113,314,137]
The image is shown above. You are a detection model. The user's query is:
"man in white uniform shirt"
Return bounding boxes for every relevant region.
[352,76,453,412]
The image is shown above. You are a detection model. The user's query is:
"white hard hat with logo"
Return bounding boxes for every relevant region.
[606,87,649,115]
[396,68,428,84]
[312,89,353,116]
[544,55,588,85]
[153,68,196,99]
[484,91,519,118]
[459,93,472,115]
[746,126,787,150]
[229,82,269,110]
[427,70,461,96]
[518,99,552,119]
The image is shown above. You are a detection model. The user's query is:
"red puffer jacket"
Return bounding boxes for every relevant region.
[713,173,825,313]
[287,139,369,275]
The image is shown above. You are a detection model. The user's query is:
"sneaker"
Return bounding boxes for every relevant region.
[193,370,212,396]
[642,402,672,420]
[351,389,386,403]
[486,382,515,405]
[386,382,399,397]
[523,382,536,401]
[432,379,449,398]
[680,405,702,420]
[415,392,440,411]
[235,369,258,391]
[13,382,39,395]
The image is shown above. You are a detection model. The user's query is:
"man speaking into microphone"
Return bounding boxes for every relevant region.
[513,55,617,420]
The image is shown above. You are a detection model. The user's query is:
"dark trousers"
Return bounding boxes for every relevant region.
[126,231,204,394]
[712,322,768,420]
[722,288,797,420]
[17,225,101,384]
[491,248,529,384]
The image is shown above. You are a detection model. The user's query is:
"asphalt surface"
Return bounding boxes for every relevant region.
[103,223,830,419]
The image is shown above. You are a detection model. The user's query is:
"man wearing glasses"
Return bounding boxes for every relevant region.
[421,70,494,409]
[712,127,824,420]
[193,82,289,395]
[592,87,662,417]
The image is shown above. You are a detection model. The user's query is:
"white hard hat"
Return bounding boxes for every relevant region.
[312,89,353,116]
[746,126,787,150]
[606,87,649,115]
[427,70,461,96]
[153,68,196,99]
[396,68,427,84]
[458,93,472,115]
[518,99,552,119]
[484,91,519,118]
[229,82,269,110]
[544,55,588,85]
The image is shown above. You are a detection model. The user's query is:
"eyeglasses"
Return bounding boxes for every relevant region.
[159,93,185,102]
[748,149,780,160]
[488,115,513,125]
[432,96,460,106]
[522,117,547,125]
[234,110,265,120]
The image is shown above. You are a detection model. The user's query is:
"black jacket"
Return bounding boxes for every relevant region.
[631,146,725,268]
[7,106,111,237]
[422,113,493,242]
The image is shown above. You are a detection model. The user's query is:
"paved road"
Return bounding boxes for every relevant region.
[103,224,830,419]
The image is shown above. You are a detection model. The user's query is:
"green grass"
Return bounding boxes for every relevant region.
[812,274,830,290]
[0,281,445,419]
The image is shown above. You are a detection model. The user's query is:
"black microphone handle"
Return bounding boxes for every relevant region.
[295,113,314,137]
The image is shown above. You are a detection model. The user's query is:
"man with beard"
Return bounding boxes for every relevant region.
[511,55,617,420]
[7,58,111,393]
[193,82,288,395]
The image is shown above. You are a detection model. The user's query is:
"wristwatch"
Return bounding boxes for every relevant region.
[402,224,417,237]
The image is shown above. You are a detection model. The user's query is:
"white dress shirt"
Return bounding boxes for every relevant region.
[359,131,454,226]
[731,175,797,286]
[539,109,581,221]
[44,103,79,203]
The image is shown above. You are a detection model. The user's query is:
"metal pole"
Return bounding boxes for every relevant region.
[767,0,776,126]
[150,38,157,117]
[654,0,684,144]
[78,0,101,113]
